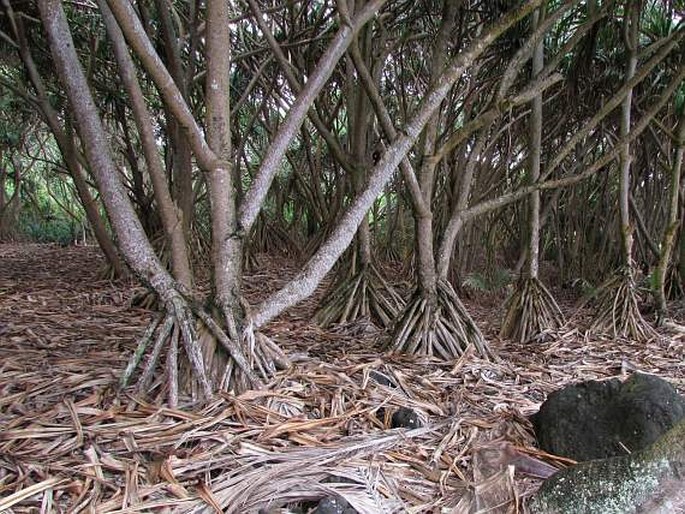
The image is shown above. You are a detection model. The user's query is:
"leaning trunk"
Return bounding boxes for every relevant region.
[39,0,217,401]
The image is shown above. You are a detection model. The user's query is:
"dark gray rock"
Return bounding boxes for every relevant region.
[531,373,685,461]
[391,407,423,429]
[369,370,395,387]
[313,496,357,514]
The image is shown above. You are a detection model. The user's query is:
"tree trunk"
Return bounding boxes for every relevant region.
[589,0,656,341]
[204,0,247,377]
[618,1,639,268]
[654,110,685,319]
[527,5,544,281]
[38,0,216,401]
[412,0,457,304]
[499,5,564,343]
[313,12,404,329]
[4,2,126,276]
[154,0,194,233]
[99,0,193,291]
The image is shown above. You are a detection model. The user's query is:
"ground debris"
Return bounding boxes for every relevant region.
[1,244,683,512]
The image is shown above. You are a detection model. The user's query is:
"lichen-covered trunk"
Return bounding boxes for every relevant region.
[63,137,127,278]
[436,129,489,280]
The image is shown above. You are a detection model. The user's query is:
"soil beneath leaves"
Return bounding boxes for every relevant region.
[0,243,683,513]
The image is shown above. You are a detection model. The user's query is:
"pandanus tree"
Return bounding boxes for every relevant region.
[385,0,491,359]
[315,5,404,330]
[37,0,386,402]
[384,0,580,357]
[589,0,657,340]
[500,4,565,342]
[32,0,546,404]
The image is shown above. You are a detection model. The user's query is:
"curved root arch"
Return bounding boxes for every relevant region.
[388,280,491,359]
[500,277,565,343]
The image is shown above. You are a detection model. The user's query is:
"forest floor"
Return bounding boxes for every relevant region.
[0,243,684,513]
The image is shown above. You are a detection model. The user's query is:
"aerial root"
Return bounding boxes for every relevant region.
[665,265,684,300]
[388,280,491,359]
[119,296,213,406]
[120,294,291,404]
[589,268,657,341]
[315,264,404,329]
[500,277,565,343]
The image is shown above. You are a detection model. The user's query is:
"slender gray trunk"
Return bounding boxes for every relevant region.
[654,112,685,318]
[618,1,640,267]
[527,6,545,279]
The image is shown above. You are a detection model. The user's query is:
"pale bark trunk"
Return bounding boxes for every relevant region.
[618,1,640,267]
[527,6,545,280]
[238,0,387,233]
[205,0,243,340]
[98,0,193,290]
[245,0,358,177]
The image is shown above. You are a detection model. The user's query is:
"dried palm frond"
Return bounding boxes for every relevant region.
[1,244,683,513]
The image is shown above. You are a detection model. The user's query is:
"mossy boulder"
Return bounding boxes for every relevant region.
[528,418,685,513]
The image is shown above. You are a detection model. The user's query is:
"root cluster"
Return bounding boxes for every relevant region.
[315,264,404,328]
[120,296,290,405]
[589,268,657,341]
[500,277,565,343]
[388,280,490,359]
